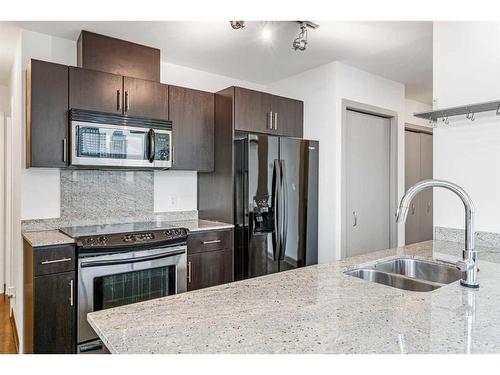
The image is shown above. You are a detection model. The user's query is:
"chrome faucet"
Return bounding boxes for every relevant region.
[396,179,479,288]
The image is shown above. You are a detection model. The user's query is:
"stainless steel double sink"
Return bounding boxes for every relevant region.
[344,257,463,292]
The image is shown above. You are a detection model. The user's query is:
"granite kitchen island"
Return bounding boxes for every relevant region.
[87,240,500,354]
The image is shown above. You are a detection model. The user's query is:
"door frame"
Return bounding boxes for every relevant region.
[341,99,399,259]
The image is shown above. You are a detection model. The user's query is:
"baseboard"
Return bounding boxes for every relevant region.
[10,311,20,354]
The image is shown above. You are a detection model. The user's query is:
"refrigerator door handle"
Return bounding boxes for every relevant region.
[272,159,281,261]
[279,160,288,261]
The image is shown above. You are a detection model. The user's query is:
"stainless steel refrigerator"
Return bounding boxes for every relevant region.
[234,132,318,280]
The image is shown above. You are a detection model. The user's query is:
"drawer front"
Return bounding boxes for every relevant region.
[34,244,76,276]
[187,229,232,254]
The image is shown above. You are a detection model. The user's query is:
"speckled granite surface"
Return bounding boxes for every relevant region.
[22,230,75,247]
[435,226,500,248]
[22,219,232,247]
[168,219,233,232]
[87,240,500,354]
[22,169,198,232]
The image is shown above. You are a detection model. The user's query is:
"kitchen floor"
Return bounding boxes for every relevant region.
[0,294,17,354]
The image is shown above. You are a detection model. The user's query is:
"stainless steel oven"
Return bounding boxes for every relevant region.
[61,224,189,354]
[69,109,172,169]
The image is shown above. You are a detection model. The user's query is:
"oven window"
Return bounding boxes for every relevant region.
[76,125,148,160]
[93,266,176,311]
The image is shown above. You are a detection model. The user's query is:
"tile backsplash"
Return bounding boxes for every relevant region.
[22,170,197,231]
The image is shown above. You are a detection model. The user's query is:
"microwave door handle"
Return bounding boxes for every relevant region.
[148,129,155,163]
[80,248,185,268]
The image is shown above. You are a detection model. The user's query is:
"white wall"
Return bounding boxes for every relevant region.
[0,84,9,293]
[433,22,500,233]
[405,98,432,127]
[267,61,406,262]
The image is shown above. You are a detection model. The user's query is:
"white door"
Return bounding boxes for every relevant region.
[346,110,391,257]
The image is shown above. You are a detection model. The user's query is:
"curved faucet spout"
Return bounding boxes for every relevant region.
[396,179,478,288]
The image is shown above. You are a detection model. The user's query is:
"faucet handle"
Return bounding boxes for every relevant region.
[456,259,475,272]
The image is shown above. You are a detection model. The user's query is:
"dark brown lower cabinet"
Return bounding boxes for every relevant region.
[187,249,233,291]
[33,272,76,354]
[24,241,77,354]
[187,229,233,291]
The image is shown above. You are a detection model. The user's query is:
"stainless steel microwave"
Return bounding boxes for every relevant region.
[69,109,172,169]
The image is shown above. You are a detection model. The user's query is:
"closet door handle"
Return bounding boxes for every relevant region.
[411,203,416,215]
[352,211,358,227]
[427,202,431,214]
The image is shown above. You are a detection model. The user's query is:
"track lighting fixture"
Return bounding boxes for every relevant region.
[229,21,319,51]
[230,21,245,30]
[292,21,319,51]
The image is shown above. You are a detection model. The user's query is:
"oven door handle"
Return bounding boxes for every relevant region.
[80,248,185,268]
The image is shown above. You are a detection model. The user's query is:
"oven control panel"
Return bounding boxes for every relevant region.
[77,228,188,249]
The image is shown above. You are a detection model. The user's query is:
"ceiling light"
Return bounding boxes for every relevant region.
[261,27,272,43]
[292,21,319,51]
[230,21,245,30]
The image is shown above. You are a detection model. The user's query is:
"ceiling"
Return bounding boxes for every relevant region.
[3,21,432,103]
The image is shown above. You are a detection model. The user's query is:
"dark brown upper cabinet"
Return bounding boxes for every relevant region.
[272,95,304,138]
[26,59,69,168]
[233,87,303,138]
[69,67,169,120]
[69,67,123,114]
[169,85,214,171]
[78,30,160,82]
[123,76,168,120]
[234,87,274,134]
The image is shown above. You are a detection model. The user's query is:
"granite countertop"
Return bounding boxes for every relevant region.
[87,240,500,354]
[168,219,234,233]
[22,219,233,247]
[22,230,75,247]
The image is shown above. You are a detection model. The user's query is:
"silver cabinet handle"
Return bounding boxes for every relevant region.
[202,240,222,245]
[62,138,67,163]
[274,112,278,130]
[268,111,273,129]
[125,91,130,112]
[352,211,357,227]
[187,261,192,283]
[427,201,431,213]
[116,90,121,111]
[411,203,416,215]
[41,257,72,265]
[69,279,74,307]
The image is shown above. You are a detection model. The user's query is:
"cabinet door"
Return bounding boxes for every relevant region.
[272,96,304,138]
[234,87,274,133]
[169,85,214,171]
[187,249,233,291]
[419,133,433,242]
[27,59,69,168]
[34,271,76,354]
[123,76,168,120]
[69,67,123,114]
[404,130,421,245]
